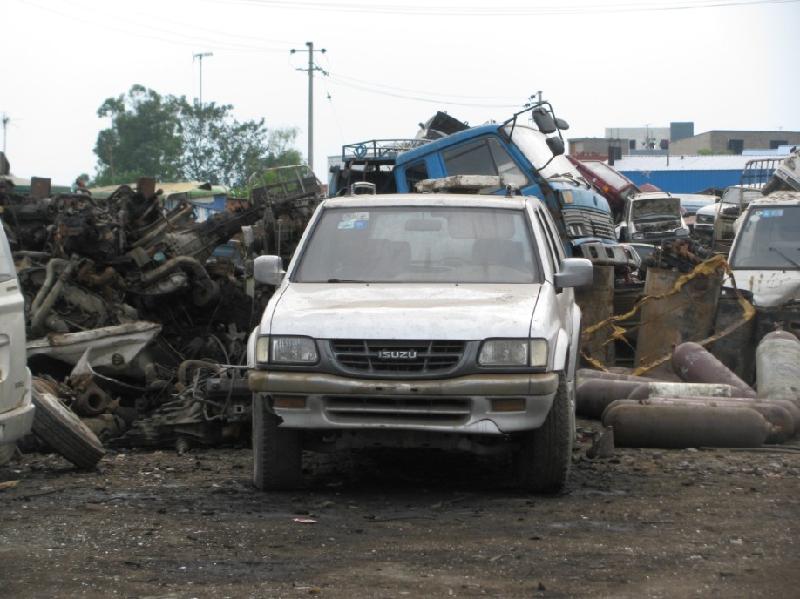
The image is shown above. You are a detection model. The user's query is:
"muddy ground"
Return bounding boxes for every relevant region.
[1,421,799,598]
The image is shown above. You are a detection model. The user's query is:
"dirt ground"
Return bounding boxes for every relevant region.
[1,420,799,599]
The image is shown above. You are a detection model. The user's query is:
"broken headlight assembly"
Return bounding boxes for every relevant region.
[478,339,548,368]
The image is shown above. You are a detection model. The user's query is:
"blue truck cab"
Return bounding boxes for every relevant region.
[328,105,630,266]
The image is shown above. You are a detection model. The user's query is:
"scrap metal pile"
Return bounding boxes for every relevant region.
[0,176,288,466]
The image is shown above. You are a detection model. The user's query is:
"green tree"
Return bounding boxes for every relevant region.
[93,85,302,188]
[94,85,183,185]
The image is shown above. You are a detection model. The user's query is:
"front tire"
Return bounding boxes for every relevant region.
[252,394,303,491]
[515,373,573,494]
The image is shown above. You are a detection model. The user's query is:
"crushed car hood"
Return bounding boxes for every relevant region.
[267,283,541,340]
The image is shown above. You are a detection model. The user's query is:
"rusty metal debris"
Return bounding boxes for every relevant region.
[2,168,322,459]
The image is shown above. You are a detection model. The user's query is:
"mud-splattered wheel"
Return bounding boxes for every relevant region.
[252,394,303,491]
[515,373,573,494]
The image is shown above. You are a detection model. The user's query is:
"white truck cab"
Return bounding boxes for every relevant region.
[247,194,592,493]
[728,191,800,307]
[0,219,33,465]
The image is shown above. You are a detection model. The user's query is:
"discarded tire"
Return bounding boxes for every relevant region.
[602,402,769,448]
[31,381,105,470]
[672,342,755,398]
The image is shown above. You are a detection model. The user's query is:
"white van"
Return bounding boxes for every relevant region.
[0,219,33,464]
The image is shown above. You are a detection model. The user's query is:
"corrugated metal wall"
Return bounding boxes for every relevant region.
[620,169,742,193]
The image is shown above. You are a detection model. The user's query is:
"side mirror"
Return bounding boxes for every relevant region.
[554,117,570,131]
[546,137,565,157]
[617,225,628,241]
[722,205,740,216]
[254,255,285,286]
[554,258,593,288]
[532,109,557,134]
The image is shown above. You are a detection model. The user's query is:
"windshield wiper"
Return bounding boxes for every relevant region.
[325,278,368,283]
[768,247,800,269]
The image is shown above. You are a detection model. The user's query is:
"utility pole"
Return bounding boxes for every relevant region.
[2,113,8,153]
[290,42,326,171]
[193,52,213,106]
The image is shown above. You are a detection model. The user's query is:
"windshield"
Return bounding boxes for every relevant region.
[0,220,15,283]
[503,125,579,180]
[631,197,681,219]
[722,187,762,206]
[730,205,800,270]
[294,206,541,284]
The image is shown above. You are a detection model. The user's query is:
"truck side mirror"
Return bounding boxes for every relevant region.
[554,117,570,131]
[532,109,557,134]
[254,255,285,286]
[546,137,565,157]
[554,258,593,288]
[617,224,628,241]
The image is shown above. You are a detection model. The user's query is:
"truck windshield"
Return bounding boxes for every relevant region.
[502,125,579,179]
[294,206,542,284]
[730,206,800,270]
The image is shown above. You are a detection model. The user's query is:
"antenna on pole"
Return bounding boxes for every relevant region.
[290,42,327,172]
[192,52,214,106]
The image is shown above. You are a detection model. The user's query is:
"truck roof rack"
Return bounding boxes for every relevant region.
[340,139,430,163]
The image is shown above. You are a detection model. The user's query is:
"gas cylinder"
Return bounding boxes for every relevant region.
[602,402,769,448]
[576,378,642,419]
[755,330,800,401]
[672,342,755,398]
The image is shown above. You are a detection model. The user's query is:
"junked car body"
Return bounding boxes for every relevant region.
[247,194,592,493]
[616,192,689,244]
[728,192,800,308]
[0,219,33,464]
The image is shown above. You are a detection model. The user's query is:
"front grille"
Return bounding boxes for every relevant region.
[324,396,471,426]
[330,339,465,375]
[562,210,615,240]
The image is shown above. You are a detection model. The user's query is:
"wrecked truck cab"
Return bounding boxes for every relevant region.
[617,192,689,244]
[247,194,590,493]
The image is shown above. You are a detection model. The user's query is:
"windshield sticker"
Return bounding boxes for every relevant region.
[759,209,783,218]
[338,212,370,230]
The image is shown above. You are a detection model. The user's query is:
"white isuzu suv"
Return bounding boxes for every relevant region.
[247,194,592,493]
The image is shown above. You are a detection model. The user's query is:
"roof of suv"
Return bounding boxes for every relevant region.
[323,193,532,210]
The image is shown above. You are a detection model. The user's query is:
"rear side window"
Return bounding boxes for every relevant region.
[0,221,15,283]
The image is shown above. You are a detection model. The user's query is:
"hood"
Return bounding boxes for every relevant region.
[632,197,681,220]
[267,283,541,340]
[729,270,800,308]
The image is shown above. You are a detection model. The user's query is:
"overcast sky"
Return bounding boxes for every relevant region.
[2,0,798,185]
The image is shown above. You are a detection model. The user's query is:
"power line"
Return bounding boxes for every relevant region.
[202,0,799,16]
[325,75,521,108]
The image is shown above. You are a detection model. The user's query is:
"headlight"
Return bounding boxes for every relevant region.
[255,336,270,364]
[270,336,318,363]
[479,339,548,367]
[631,232,644,240]
[530,339,548,368]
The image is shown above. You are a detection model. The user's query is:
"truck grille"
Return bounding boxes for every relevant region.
[330,340,465,375]
[562,210,615,240]
[324,396,471,426]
